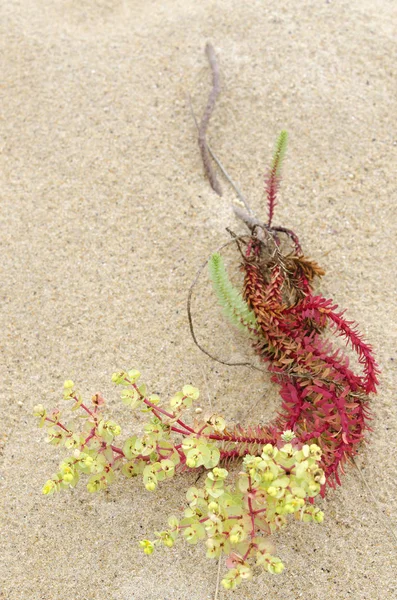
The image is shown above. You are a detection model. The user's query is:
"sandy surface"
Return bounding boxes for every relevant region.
[1,1,396,599]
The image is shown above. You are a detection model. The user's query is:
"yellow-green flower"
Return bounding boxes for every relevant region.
[42,480,57,495]
[139,540,154,555]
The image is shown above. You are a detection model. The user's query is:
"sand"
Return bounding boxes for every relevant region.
[0,0,396,598]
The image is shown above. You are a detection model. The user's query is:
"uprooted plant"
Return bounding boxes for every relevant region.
[34,45,379,591]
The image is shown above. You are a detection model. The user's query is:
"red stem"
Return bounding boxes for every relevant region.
[45,418,71,434]
[247,476,256,537]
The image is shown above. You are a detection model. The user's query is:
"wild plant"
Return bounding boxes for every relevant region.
[34,45,379,591]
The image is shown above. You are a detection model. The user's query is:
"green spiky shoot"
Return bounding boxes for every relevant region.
[209,253,259,334]
[266,130,288,227]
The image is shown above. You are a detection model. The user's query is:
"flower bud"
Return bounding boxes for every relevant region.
[139,540,154,555]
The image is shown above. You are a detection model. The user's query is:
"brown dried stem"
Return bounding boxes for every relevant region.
[198,43,222,196]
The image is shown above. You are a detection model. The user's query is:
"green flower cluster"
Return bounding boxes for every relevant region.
[35,380,122,495]
[141,437,325,590]
[35,372,207,496]
[240,441,325,530]
[35,371,325,590]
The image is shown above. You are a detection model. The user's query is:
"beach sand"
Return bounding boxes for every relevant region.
[0,1,396,598]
